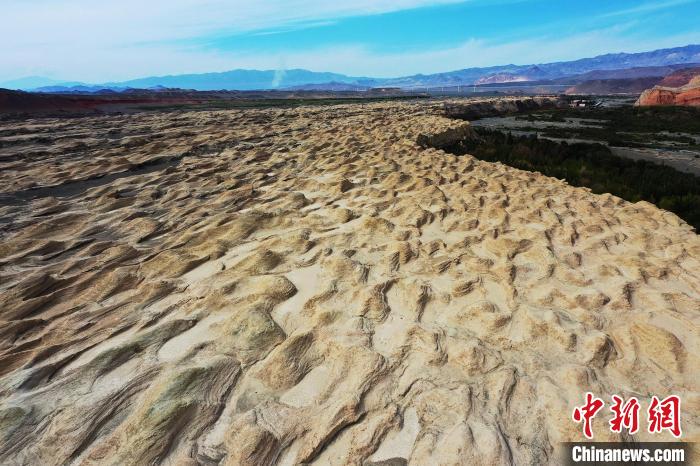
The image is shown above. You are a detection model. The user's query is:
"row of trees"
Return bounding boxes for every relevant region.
[448,130,700,230]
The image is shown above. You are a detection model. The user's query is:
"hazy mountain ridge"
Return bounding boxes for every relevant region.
[0,76,84,90]
[553,63,700,83]
[564,77,664,95]
[107,69,372,91]
[3,44,700,92]
[386,45,700,88]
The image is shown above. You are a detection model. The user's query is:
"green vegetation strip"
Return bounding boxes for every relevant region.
[514,106,700,149]
[445,129,700,230]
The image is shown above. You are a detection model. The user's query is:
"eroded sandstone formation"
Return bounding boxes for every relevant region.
[636,74,700,106]
[0,99,698,465]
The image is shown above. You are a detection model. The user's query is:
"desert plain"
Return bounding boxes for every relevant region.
[0,98,698,465]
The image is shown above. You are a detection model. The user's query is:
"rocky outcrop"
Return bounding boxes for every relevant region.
[474,73,529,85]
[0,98,698,465]
[636,69,700,106]
[444,96,563,120]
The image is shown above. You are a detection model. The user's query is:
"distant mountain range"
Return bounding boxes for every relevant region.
[3,44,700,92]
[0,76,85,90]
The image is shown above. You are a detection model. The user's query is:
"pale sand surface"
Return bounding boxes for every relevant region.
[0,99,698,465]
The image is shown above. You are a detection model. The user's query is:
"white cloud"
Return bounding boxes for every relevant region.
[1,1,698,82]
[600,0,695,18]
[0,0,467,81]
[1,0,464,48]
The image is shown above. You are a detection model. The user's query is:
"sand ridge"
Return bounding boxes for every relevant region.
[0,99,698,465]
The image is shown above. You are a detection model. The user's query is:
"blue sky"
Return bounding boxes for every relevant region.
[2,0,700,82]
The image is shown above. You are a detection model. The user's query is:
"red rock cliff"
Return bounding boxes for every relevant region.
[636,70,700,106]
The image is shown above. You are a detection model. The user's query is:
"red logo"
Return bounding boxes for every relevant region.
[573,394,681,439]
[572,392,605,439]
[648,395,682,438]
[609,395,640,434]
